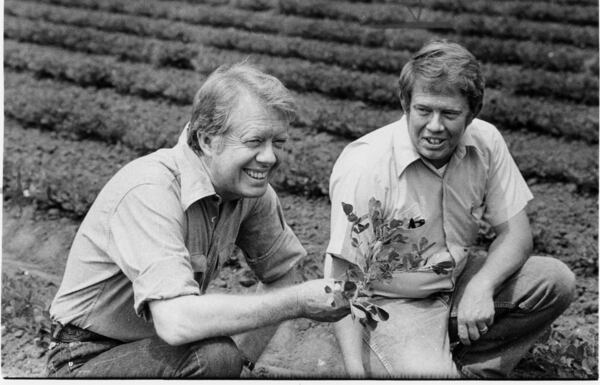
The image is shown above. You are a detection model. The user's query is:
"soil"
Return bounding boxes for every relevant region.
[1,193,598,379]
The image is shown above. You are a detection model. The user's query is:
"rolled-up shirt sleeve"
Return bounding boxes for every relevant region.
[236,185,305,284]
[484,129,534,227]
[107,183,200,319]
[326,147,377,269]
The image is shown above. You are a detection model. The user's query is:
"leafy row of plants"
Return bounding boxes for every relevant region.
[276,0,598,48]
[8,1,598,105]
[3,71,341,199]
[6,19,598,143]
[342,0,598,9]
[30,0,598,73]
[4,70,185,152]
[2,38,397,143]
[417,0,598,26]
[4,119,137,217]
[229,0,599,26]
[5,70,597,196]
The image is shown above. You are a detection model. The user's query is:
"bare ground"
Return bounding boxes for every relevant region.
[1,194,597,378]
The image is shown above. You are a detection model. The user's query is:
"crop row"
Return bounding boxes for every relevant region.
[5,71,597,194]
[221,0,599,26]
[342,0,598,8]
[3,71,344,197]
[30,0,598,73]
[4,119,597,277]
[276,0,598,48]
[4,119,137,217]
[3,39,399,141]
[8,40,600,167]
[6,19,598,143]
[7,1,598,105]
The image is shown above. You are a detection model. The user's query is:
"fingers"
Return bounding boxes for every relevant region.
[476,321,489,335]
[457,322,471,345]
[458,319,492,345]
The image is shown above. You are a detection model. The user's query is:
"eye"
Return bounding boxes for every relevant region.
[443,111,461,120]
[414,106,430,115]
[273,139,287,149]
[244,138,262,147]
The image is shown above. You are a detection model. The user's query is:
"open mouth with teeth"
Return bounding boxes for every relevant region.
[424,137,445,146]
[243,168,269,180]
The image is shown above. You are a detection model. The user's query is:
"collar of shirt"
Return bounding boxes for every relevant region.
[392,115,478,178]
[174,123,221,211]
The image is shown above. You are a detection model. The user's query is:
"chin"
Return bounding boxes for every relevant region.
[241,185,269,198]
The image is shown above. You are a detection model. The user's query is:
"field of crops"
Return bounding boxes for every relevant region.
[2,0,598,379]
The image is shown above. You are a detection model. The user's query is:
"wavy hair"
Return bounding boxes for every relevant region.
[398,40,485,117]
[187,62,296,154]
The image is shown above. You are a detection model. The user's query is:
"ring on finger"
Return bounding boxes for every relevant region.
[479,326,488,334]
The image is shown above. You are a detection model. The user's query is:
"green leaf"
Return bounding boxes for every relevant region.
[351,237,359,247]
[343,281,357,292]
[376,307,389,321]
[435,261,454,269]
[342,202,354,215]
[389,219,402,228]
[361,316,378,331]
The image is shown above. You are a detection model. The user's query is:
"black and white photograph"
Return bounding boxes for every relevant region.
[2,0,598,379]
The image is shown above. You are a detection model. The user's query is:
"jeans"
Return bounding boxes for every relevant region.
[46,334,243,378]
[361,255,576,379]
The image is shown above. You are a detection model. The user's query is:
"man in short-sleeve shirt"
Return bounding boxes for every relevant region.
[47,63,350,378]
[325,41,575,378]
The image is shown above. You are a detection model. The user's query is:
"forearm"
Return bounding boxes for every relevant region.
[470,211,533,292]
[151,285,300,346]
[233,268,299,362]
[326,254,365,376]
[335,315,365,377]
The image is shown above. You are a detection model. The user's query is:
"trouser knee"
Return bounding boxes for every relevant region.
[179,337,243,378]
[522,256,576,315]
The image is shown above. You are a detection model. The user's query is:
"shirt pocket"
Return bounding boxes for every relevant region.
[387,204,432,258]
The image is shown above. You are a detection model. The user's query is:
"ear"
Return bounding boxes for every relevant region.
[400,98,410,115]
[465,113,475,128]
[197,132,215,156]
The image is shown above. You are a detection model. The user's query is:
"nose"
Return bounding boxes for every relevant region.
[256,141,278,166]
[426,112,444,132]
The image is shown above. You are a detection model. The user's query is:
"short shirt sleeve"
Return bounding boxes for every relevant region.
[236,185,305,283]
[483,129,534,226]
[107,184,200,319]
[326,145,380,269]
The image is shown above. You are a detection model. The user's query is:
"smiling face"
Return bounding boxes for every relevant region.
[199,92,288,200]
[405,78,473,168]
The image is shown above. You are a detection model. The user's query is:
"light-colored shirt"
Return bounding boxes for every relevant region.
[50,128,305,342]
[326,116,532,298]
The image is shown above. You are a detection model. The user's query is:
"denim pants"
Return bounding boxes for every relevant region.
[46,334,243,378]
[361,255,576,379]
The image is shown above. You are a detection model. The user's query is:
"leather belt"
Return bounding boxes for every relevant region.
[50,322,110,343]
